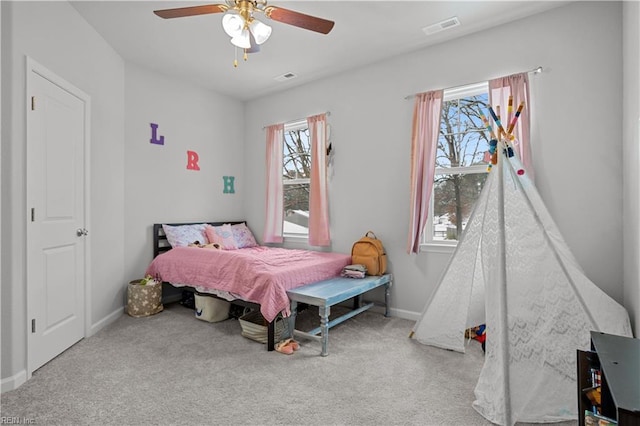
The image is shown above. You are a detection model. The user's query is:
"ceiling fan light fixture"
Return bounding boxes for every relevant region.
[249,18,272,45]
[231,30,251,49]
[154,0,335,67]
[222,13,244,37]
[246,32,261,53]
[230,28,251,49]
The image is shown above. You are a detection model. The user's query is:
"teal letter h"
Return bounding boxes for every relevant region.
[223,176,235,194]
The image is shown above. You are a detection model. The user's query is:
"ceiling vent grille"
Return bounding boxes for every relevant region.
[274,72,297,82]
[422,16,460,36]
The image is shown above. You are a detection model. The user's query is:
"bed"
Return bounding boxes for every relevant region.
[145,221,352,350]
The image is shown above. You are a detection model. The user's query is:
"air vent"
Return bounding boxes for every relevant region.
[274,72,297,82]
[422,16,460,36]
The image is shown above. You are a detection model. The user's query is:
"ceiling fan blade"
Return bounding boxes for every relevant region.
[154,4,228,19]
[264,6,334,35]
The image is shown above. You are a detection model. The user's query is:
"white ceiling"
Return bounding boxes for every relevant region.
[70,1,569,101]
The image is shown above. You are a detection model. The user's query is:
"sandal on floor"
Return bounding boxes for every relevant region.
[275,339,294,355]
[287,339,300,351]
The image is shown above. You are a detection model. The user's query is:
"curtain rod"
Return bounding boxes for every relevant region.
[403,66,543,100]
[262,111,331,130]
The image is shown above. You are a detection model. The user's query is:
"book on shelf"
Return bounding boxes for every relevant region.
[584,410,617,426]
[584,366,603,414]
[590,367,601,387]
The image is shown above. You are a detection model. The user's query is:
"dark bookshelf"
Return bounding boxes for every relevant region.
[577,331,640,426]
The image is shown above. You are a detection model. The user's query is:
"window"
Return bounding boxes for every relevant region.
[282,120,311,237]
[426,82,490,245]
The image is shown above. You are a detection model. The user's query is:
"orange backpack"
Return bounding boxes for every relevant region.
[351,231,387,276]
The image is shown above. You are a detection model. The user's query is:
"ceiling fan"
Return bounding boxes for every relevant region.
[154,0,335,66]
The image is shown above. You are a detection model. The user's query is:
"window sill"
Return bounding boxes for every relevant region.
[283,234,309,244]
[419,243,457,254]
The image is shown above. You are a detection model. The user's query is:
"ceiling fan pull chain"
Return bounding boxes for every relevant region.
[244,49,248,62]
[234,46,238,68]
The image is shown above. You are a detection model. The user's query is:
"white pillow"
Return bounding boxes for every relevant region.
[162,224,209,248]
[231,223,259,248]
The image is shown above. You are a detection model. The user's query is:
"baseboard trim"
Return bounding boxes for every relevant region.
[1,370,27,393]
[88,307,123,337]
[333,301,420,321]
[387,307,420,321]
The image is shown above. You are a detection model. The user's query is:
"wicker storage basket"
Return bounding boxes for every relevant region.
[239,310,284,344]
[194,293,230,323]
[127,279,163,317]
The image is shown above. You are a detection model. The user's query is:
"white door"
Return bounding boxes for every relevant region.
[26,59,89,374]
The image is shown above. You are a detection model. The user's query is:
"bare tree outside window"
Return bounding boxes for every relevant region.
[430,86,490,242]
[283,124,311,235]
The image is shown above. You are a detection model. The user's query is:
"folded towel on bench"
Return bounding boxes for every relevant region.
[341,264,367,279]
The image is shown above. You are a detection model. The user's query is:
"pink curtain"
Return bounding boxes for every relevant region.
[489,72,534,179]
[407,90,444,254]
[307,113,330,246]
[263,124,284,243]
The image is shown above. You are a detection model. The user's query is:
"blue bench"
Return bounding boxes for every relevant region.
[286,274,392,356]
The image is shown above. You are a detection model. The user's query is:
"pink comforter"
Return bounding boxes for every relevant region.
[145,246,351,322]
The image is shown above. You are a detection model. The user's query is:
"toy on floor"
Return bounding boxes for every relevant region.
[465,324,486,352]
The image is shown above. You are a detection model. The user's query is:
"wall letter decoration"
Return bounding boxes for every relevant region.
[223,176,235,194]
[150,123,165,145]
[186,150,200,171]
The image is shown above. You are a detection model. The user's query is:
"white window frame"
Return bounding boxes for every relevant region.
[422,82,489,252]
[282,119,310,240]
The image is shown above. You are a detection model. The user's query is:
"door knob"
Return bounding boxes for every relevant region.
[76,228,88,237]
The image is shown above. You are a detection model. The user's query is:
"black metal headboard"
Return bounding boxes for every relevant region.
[153,221,247,258]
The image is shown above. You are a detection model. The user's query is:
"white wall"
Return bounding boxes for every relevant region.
[245,1,626,319]
[1,1,125,389]
[623,0,640,335]
[123,63,245,282]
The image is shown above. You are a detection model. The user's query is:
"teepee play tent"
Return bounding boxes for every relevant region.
[410,106,632,426]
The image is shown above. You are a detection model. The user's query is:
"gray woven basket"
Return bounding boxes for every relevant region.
[239,310,284,344]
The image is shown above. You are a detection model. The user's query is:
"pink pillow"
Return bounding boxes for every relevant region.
[205,224,238,250]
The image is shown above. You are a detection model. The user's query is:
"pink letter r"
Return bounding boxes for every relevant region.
[186,150,200,171]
